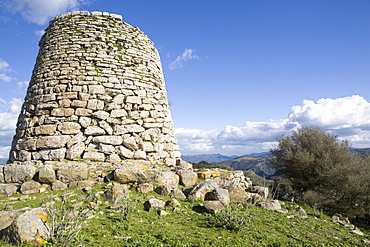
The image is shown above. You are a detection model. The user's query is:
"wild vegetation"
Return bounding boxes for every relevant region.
[0,183,369,246]
[271,126,370,222]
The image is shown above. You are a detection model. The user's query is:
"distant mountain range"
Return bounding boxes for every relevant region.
[183,148,370,180]
[181,153,239,163]
[0,158,7,165]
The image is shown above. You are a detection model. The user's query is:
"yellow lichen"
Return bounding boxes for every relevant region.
[35,235,47,244]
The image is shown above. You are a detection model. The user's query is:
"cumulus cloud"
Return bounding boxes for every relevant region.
[17,81,29,89]
[176,95,370,155]
[169,48,200,70]
[2,0,90,25]
[0,98,22,157]
[0,58,14,82]
[0,58,11,71]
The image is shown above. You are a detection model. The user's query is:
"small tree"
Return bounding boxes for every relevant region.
[271,126,370,219]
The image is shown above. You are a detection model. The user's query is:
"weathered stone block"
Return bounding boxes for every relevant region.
[51,180,67,191]
[4,164,37,183]
[57,162,88,183]
[113,162,148,184]
[0,184,18,196]
[20,180,41,194]
[66,141,85,160]
[92,136,123,145]
[58,122,81,134]
[85,126,106,136]
[2,208,50,245]
[153,172,179,188]
[83,151,105,162]
[36,136,70,149]
[51,108,74,116]
[37,165,56,184]
[34,125,56,135]
[178,170,197,187]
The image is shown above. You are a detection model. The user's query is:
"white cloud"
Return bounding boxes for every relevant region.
[0,58,11,71]
[17,81,29,89]
[176,95,370,156]
[0,74,13,82]
[0,58,15,82]
[3,0,90,25]
[169,48,200,70]
[0,98,22,152]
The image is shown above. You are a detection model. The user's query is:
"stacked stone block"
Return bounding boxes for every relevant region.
[8,11,181,166]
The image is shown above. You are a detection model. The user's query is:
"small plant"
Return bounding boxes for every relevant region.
[207,204,249,231]
[46,200,87,245]
[118,198,137,221]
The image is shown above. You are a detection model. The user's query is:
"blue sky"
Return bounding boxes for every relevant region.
[0,0,369,157]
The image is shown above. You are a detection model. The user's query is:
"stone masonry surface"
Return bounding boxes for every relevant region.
[8,11,181,167]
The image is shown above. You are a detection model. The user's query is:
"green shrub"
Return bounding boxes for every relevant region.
[207,204,249,231]
[271,126,370,220]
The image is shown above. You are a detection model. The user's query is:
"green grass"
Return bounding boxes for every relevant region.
[0,183,369,246]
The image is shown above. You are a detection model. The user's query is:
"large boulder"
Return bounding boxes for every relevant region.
[57,162,88,183]
[144,198,165,211]
[152,172,179,188]
[205,188,230,206]
[178,170,198,187]
[213,170,251,192]
[257,200,287,213]
[0,207,31,231]
[0,184,18,196]
[4,164,37,183]
[187,181,219,200]
[37,165,56,184]
[2,208,50,246]
[113,162,148,184]
[20,181,41,194]
[203,200,225,214]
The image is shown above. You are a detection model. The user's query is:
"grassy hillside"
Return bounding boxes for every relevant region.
[218,154,276,179]
[0,182,369,246]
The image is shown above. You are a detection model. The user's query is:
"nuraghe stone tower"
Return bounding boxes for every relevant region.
[9,11,181,167]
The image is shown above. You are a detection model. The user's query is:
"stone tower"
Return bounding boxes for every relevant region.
[9,11,181,167]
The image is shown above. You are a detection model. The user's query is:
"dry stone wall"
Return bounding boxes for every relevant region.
[8,11,181,167]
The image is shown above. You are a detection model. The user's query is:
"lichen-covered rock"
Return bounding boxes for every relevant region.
[153,172,179,188]
[51,180,67,191]
[166,199,181,207]
[205,188,230,206]
[178,170,197,187]
[0,184,18,196]
[154,185,172,196]
[257,200,287,213]
[57,162,88,183]
[37,165,56,184]
[203,201,225,214]
[0,207,31,231]
[2,208,50,246]
[169,188,186,199]
[104,184,129,203]
[113,162,148,184]
[187,181,219,200]
[136,183,154,193]
[20,181,41,194]
[4,164,37,183]
[144,198,165,211]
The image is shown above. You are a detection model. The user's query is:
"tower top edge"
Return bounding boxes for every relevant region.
[51,11,123,22]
